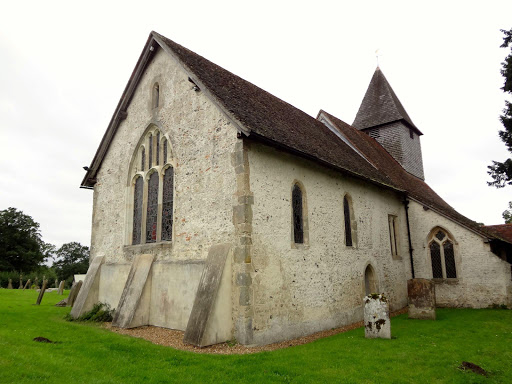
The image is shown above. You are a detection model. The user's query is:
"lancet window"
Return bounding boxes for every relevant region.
[292,183,304,244]
[129,127,174,245]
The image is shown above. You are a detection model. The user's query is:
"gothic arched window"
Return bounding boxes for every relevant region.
[129,127,175,245]
[429,228,457,279]
[292,183,304,244]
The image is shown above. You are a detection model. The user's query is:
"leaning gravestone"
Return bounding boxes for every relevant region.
[23,279,31,290]
[364,293,391,339]
[57,280,65,295]
[407,278,436,320]
[66,281,83,307]
[7,279,13,289]
[35,280,48,305]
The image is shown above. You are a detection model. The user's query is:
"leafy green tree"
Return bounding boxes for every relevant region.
[488,28,512,187]
[52,242,89,282]
[0,207,46,271]
[503,201,512,224]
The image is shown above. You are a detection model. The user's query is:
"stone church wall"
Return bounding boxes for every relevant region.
[246,143,411,345]
[408,200,512,308]
[90,48,239,332]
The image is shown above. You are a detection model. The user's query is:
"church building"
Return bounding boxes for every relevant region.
[74,31,512,347]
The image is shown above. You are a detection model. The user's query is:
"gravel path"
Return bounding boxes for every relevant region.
[105,307,407,355]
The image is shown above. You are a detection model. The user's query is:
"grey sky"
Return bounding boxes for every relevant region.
[1,0,511,249]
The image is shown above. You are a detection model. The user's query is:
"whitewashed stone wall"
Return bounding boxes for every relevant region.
[247,143,411,345]
[408,200,512,308]
[90,48,239,332]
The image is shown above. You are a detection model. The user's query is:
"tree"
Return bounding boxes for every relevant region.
[503,201,512,224]
[0,207,46,271]
[488,28,512,188]
[52,242,89,282]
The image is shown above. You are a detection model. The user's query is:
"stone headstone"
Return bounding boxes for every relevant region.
[57,280,65,295]
[67,281,83,307]
[23,279,31,290]
[7,279,13,289]
[407,278,436,320]
[34,277,39,290]
[19,277,23,289]
[35,280,48,305]
[364,294,391,339]
[55,279,58,289]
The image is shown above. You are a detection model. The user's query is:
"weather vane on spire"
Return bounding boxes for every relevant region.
[375,49,382,67]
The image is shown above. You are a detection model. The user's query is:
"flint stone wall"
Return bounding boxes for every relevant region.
[408,200,512,308]
[247,143,409,345]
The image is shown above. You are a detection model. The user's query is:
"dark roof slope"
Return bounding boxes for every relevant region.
[319,110,498,238]
[154,32,394,187]
[352,67,422,134]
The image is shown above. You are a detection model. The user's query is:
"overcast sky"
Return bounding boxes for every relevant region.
[1,1,511,250]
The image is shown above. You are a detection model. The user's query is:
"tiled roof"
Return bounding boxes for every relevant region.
[319,110,498,239]
[352,67,422,134]
[483,224,512,243]
[154,32,394,188]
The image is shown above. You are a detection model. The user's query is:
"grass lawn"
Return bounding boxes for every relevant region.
[0,289,510,383]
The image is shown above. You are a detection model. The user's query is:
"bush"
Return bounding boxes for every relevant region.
[65,303,114,322]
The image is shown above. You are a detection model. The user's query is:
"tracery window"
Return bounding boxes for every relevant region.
[429,228,457,279]
[129,127,175,245]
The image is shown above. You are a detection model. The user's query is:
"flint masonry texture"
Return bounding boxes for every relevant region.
[364,294,391,339]
[407,278,436,320]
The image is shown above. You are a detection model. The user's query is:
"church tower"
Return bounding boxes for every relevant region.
[353,67,425,180]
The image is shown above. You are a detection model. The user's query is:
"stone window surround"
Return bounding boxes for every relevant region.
[290,180,309,249]
[427,226,459,281]
[343,193,358,248]
[124,123,176,248]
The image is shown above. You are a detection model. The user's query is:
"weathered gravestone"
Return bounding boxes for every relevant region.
[35,280,48,305]
[19,277,23,289]
[67,281,83,307]
[23,279,31,290]
[364,294,391,339]
[34,277,39,290]
[407,278,436,320]
[7,279,13,289]
[57,280,65,295]
[55,279,58,289]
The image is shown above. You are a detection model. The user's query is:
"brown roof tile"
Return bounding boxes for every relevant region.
[484,224,512,244]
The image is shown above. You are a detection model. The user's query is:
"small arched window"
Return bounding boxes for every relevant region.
[292,183,304,244]
[162,166,174,241]
[429,228,457,279]
[152,83,160,109]
[343,195,352,246]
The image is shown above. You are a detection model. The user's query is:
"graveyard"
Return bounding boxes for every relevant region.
[0,288,510,383]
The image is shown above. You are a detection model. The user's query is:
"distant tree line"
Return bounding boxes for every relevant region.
[0,207,89,288]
